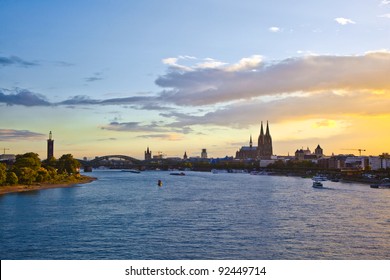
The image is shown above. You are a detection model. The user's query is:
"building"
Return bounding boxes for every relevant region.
[235,135,258,160]
[314,144,324,158]
[144,147,152,160]
[47,131,54,160]
[183,151,188,160]
[201,149,208,159]
[295,144,323,161]
[258,121,273,159]
[236,121,273,160]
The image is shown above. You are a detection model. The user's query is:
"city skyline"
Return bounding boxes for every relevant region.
[1,1,390,159]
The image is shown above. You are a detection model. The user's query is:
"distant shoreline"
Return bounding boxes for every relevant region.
[0,175,97,195]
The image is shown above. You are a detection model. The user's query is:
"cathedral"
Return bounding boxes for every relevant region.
[235,121,273,160]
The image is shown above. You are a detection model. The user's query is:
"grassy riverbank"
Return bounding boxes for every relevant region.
[0,175,97,195]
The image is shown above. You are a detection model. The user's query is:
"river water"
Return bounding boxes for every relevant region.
[1,170,389,260]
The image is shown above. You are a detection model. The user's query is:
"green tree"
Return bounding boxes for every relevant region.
[36,167,50,183]
[6,172,18,185]
[57,154,80,174]
[14,152,41,171]
[42,156,57,169]
[0,163,6,185]
[18,167,37,185]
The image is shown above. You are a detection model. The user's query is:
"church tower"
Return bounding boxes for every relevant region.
[249,135,253,148]
[258,121,264,148]
[257,121,273,159]
[47,131,54,160]
[263,121,273,157]
[144,147,152,160]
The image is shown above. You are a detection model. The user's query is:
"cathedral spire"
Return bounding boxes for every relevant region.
[249,135,253,148]
[260,121,264,137]
[266,121,270,136]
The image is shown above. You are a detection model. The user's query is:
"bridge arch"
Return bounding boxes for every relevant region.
[81,155,141,168]
[92,155,140,163]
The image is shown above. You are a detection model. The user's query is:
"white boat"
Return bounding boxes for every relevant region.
[370,178,390,189]
[312,181,324,188]
[121,169,141,173]
[312,175,328,181]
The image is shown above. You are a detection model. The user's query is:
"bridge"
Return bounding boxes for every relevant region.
[78,155,142,169]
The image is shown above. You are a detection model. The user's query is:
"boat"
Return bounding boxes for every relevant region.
[312,175,328,181]
[211,169,228,174]
[312,180,324,188]
[121,169,141,173]
[250,171,270,175]
[370,178,390,189]
[170,172,185,176]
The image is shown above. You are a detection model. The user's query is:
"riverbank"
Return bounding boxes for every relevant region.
[0,175,97,195]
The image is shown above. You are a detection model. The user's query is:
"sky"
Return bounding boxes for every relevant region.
[1,0,390,160]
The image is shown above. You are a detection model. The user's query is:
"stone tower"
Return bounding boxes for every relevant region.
[47,131,54,160]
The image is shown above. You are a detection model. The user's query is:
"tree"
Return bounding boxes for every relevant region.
[18,167,37,185]
[36,167,50,183]
[0,163,6,185]
[57,154,80,174]
[6,172,18,185]
[14,152,41,171]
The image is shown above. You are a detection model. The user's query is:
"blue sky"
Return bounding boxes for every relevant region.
[1,0,390,159]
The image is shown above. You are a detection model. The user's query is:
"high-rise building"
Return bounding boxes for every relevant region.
[47,131,54,160]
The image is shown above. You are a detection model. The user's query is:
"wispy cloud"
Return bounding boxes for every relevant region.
[0,129,45,141]
[0,55,39,67]
[85,72,104,82]
[136,133,184,141]
[380,0,390,6]
[379,13,390,18]
[0,89,51,106]
[334,17,356,25]
[100,121,165,132]
[269,26,281,32]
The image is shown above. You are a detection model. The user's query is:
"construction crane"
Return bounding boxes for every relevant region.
[342,148,366,156]
[2,148,9,155]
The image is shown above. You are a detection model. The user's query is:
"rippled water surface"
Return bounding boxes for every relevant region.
[1,170,390,259]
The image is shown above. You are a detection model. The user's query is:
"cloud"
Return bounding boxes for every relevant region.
[0,129,46,141]
[334,17,356,25]
[379,13,390,18]
[100,121,165,132]
[136,133,184,141]
[85,72,104,82]
[269,26,281,32]
[162,90,390,129]
[0,89,51,106]
[155,51,390,106]
[0,55,39,67]
[2,51,390,135]
[101,121,193,136]
[380,0,390,5]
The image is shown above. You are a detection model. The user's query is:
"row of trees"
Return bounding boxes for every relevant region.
[0,152,81,186]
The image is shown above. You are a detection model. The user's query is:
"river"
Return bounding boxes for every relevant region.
[1,170,389,259]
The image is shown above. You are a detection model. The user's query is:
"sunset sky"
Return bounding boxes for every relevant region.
[1,0,390,160]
